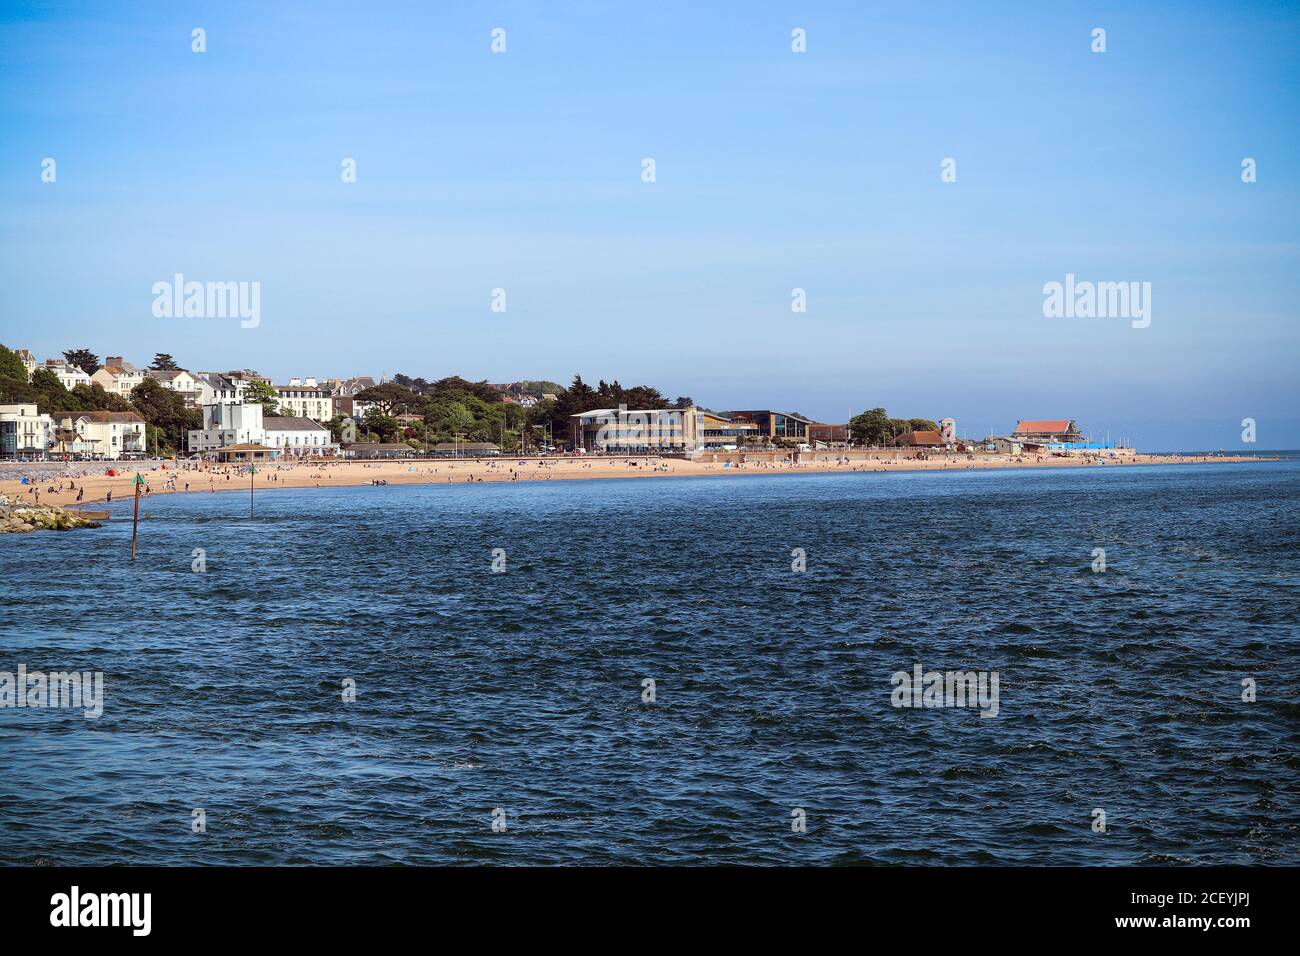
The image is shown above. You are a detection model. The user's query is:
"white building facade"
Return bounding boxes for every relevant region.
[264,416,337,456]
[188,401,266,452]
[48,411,147,459]
[0,403,54,460]
[193,372,247,406]
[188,401,338,457]
[274,378,333,421]
[41,359,92,391]
[144,369,204,406]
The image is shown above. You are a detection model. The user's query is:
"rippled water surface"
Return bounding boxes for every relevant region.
[2,462,1298,865]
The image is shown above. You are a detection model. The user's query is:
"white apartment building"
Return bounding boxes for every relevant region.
[193,372,248,405]
[264,416,337,456]
[0,403,55,460]
[40,359,92,391]
[188,400,265,452]
[274,378,332,421]
[47,410,147,459]
[90,356,145,396]
[188,401,337,457]
[145,368,204,406]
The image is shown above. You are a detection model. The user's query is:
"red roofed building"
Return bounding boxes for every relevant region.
[1013,420,1083,442]
[895,429,945,447]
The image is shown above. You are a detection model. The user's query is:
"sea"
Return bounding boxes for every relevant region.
[2,459,1297,865]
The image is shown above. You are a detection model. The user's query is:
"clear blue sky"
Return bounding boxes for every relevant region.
[1,0,1296,450]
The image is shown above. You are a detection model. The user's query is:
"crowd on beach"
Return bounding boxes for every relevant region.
[0,449,1257,512]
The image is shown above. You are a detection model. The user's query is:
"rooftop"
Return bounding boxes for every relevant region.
[1014,419,1076,434]
[56,410,146,424]
[264,416,329,432]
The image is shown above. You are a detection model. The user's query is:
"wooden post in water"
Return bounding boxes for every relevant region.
[130,472,142,559]
[249,463,255,517]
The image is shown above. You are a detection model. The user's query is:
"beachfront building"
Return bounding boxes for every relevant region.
[808,423,851,447]
[188,401,337,457]
[90,357,146,396]
[47,410,147,459]
[1013,419,1083,443]
[263,416,336,457]
[726,410,817,444]
[274,378,332,421]
[214,443,279,463]
[989,437,1027,455]
[570,406,695,453]
[145,368,205,406]
[895,429,945,448]
[697,411,762,450]
[431,441,500,457]
[188,400,266,453]
[570,406,774,453]
[40,359,92,391]
[0,403,54,460]
[343,442,418,459]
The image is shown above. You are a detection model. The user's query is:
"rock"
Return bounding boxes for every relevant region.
[0,505,100,533]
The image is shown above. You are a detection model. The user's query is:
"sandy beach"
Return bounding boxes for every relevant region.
[0,452,1262,511]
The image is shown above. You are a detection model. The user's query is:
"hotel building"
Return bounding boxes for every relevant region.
[0,403,55,460]
[274,378,332,421]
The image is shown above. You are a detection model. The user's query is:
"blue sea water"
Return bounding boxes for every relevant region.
[2,461,1297,865]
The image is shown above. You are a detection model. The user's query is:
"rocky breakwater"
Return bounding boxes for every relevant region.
[0,496,103,533]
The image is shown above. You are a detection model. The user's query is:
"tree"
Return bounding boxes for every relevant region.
[150,353,180,370]
[848,407,939,446]
[0,344,28,381]
[392,373,431,394]
[243,380,280,415]
[849,407,890,446]
[674,396,695,409]
[355,382,415,415]
[130,377,201,454]
[424,377,501,405]
[326,415,356,444]
[517,380,564,397]
[63,349,99,376]
[360,412,400,442]
[70,382,133,412]
[29,367,65,395]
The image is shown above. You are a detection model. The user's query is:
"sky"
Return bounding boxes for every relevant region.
[1,0,1297,451]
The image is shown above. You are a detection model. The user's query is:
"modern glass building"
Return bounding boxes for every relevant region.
[725,410,817,442]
